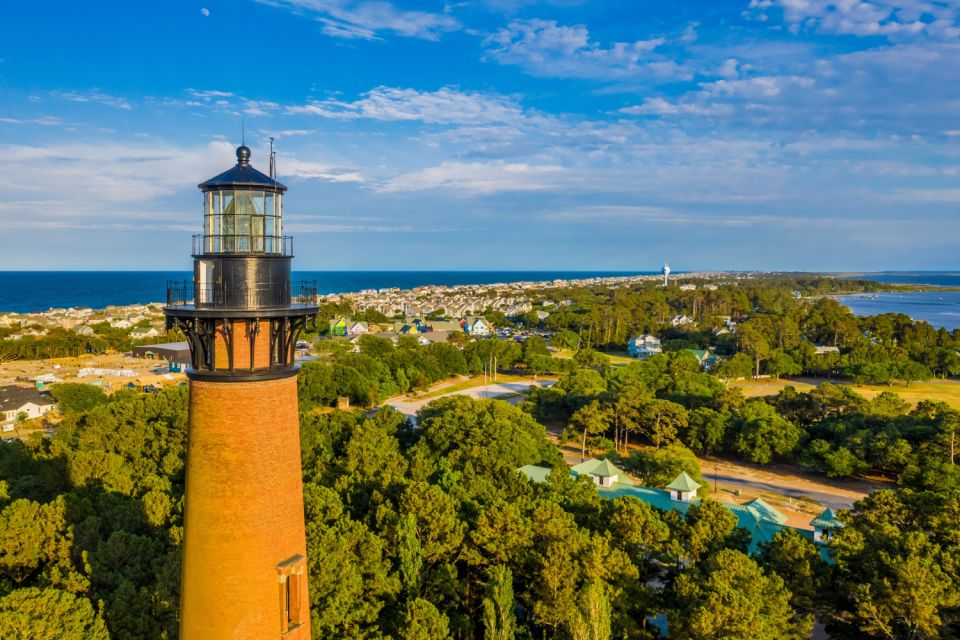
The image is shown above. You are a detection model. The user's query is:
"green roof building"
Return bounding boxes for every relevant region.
[517,458,834,560]
[743,497,788,525]
[810,507,843,543]
[571,458,631,487]
[665,471,702,502]
[518,464,552,484]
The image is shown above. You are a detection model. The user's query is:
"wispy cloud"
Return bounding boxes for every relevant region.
[281,158,365,182]
[380,160,564,194]
[619,98,733,117]
[288,86,529,125]
[0,115,64,126]
[483,19,687,80]
[50,89,133,110]
[254,0,460,40]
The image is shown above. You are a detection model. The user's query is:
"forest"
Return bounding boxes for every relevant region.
[0,369,957,639]
[0,275,958,638]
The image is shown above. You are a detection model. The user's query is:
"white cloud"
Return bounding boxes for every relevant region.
[619,98,734,117]
[281,158,365,183]
[254,0,460,41]
[0,116,63,126]
[188,89,235,100]
[484,19,687,80]
[701,75,815,98]
[50,90,132,110]
[263,129,316,138]
[0,141,239,233]
[288,86,529,125]
[242,99,280,116]
[749,0,960,40]
[891,187,960,202]
[380,160,564,194]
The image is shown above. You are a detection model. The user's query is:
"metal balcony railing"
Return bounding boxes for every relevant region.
[166,280,318,309]
[192,234,294,256]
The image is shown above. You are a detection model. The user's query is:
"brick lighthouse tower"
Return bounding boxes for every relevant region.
[165,144,317,639]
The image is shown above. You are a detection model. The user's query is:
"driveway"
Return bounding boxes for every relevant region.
[386,379,556,421]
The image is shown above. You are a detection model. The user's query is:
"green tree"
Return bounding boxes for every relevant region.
[397,512,423,597]
[639,398,688,449]
[399,598,449,640]
[570,401,611,460]
[552,329,581,351]
[714,352,754,380]
[567,581,612,640]
[50,383,107,414]
[733,400,801,464]
[0,587,109,640]
[482,565,516,640]
[673,549,812,640]
[626,442,704,491]
[685,407,727,454]
[756,529,828,613]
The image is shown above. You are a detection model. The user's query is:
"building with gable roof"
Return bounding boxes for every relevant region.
[0,385,57,433]
[627,334,662,359]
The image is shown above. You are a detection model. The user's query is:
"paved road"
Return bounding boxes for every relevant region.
[707,472,864,510]
[386,379,556,421]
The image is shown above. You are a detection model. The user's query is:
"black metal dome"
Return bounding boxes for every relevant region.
[198,145,287,192]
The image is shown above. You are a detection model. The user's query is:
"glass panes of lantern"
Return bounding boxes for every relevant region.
[202,190,282,254]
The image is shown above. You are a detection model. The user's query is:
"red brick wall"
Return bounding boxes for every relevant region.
[180,374,310,639]
[213,320,274,371]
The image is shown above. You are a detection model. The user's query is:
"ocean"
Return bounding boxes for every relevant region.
[4,271,959,329]
[839,272,960,287]
[834,292,960,331]
[834,272,960,330]
[0,270,658,314]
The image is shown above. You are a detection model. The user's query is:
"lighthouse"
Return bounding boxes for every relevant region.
[165,144,317,639]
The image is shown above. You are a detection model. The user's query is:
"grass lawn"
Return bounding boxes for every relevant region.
[731,377,960,408]
[553,349,635,365]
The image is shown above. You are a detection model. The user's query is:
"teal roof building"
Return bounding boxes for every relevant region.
[519,459,836,558]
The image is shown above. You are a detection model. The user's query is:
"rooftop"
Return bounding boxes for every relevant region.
[0,385,53,412]
[665,471,702,492]
[198,146,287,192]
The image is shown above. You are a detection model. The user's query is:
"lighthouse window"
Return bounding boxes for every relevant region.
[277,555,305,634]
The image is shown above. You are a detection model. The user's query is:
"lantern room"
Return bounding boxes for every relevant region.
[196,144,288,256]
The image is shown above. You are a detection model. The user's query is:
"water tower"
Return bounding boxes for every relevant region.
[165,144,317,639]
[662,262,671,287]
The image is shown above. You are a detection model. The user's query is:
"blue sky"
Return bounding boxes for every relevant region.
[1,0,958,271]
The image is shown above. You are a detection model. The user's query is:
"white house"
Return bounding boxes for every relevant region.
[131,327,161,340]
[670,314,694,327]
[461,316,493,337]
[627,334,663,359]
[0,385,57,433]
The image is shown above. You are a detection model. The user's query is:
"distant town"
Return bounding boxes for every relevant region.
[0,270,756,438]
